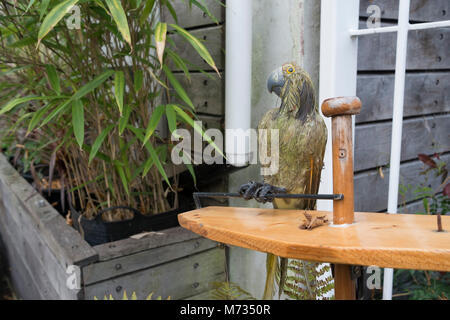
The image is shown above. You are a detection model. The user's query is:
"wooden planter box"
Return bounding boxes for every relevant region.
[0,154,225,300]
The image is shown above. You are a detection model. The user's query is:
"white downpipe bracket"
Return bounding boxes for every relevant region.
[225,0,252,167]
[383,0,411,301]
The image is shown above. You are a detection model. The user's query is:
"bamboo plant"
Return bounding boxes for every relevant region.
[0,0,221,220]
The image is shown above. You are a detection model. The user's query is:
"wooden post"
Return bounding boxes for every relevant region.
[322,96,362,300]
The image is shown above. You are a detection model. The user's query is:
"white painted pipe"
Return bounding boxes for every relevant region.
[383,0,411,301]
[225,0,252,167]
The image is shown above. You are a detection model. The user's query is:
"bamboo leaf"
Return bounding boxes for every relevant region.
[72,70,114,101]
[115,164,129,195]
[27,102,55,133]
[45,64,61,95]
[140,0,156,25]
[72,99,84,148]
[165,104,177,135]
[163,65,194,110]
[41,70,113,127]
[104,0,133,49]
[39,0,51,20]
[114,70,125,115]
[169,24,220,75]
[134,69,143,93]
[155,22,167,67]
[119,104,132,135]
[173,105,225,158]
[142,105,165,146]
[89,124,115,164]
[0,96,56,116]
[38,0,80,46]
[146,142,170,186]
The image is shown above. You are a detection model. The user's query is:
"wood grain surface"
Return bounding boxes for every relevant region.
[179,207,450,272]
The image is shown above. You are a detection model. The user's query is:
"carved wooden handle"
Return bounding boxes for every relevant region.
[321,96,362,117]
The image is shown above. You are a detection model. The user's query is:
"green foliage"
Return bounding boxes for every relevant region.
[393,270,449,300]
[210,282,256,300]
[0,0,221,218]
[94,290,170,300]
[395,153,449,300]
[281,260,334,300]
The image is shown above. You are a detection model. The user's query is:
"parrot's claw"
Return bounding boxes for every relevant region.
[239,182,287,203]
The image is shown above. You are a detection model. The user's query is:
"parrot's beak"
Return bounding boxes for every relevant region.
[267,67,285,97]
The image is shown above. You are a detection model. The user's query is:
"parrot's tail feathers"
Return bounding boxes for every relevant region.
[278,257,288,299]
[262,253,279,300]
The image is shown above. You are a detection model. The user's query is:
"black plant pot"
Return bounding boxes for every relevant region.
[70,205,188,246]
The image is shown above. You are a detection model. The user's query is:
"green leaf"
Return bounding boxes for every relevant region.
[38,0,80,46]
[119,104,132,135]
[165,104,178,137]
[104,0,133,49]
[134,70,143,93]
[142,105,165,146]
[45,64,61,95]
[146,141,170,187]
[27,102,55,133]
[89,124,115,164]
[166,48,190,81]
[25,0,37,13]
[72,99,84,148]
[0,96,55,116]
[39,0,51,20]
[72,70,114,101]
[114,71,125,115]
[41,70,113,127]
[115,164,129,195]
[163,65,195,110]
[173,105,225,158]
[140,0,156,26]
[8,37,36,48]
[155,22,167,67]
[169,24,219,75]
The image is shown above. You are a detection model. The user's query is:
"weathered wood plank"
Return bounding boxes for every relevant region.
[354,114,449,172]
[0,154,98,268]
[356,72,450,123]
[170,25,224,71]
[0,203,45,299]
[93,227,203,261]
[360,0,450,22]
[357,22,449,71]
[0,210,60,299]
[162,0,224,28]
[84,248,226,300]
[354,154,450,212]
[174,73,224,116]
[0,181,80,299]
[84,237,218,285]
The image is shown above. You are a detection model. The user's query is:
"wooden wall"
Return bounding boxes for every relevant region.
[163,0,225,127]
[355,0,449,213]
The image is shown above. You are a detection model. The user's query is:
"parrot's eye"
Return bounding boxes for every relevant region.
[286,66,295,74]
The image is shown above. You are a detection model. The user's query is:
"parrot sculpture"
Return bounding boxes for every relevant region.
[239,63,329,300]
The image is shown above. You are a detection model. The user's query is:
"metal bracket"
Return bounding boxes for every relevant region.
[193,192,344,209]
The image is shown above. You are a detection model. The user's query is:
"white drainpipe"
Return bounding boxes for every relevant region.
[225,0,253,167]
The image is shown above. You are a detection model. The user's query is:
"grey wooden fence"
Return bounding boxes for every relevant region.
[356,0,449,213]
